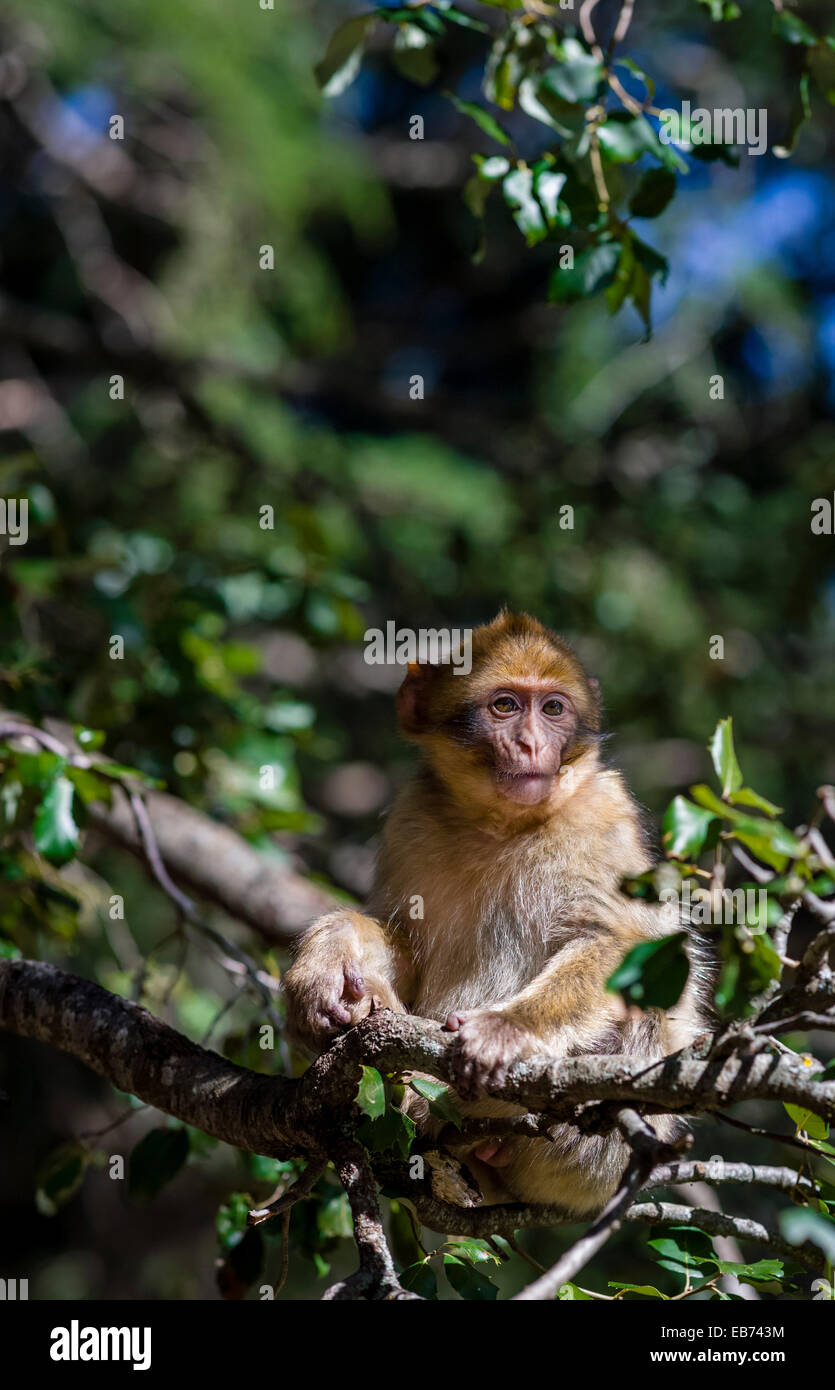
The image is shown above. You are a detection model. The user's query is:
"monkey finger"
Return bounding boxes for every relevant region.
[323,999,352,1026]
[445,1012,467,1031]
[342,966,366,1001]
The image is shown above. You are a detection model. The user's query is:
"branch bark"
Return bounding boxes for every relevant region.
[88,787,338,943]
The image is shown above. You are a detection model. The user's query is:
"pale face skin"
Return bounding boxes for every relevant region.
[483,679,579,804]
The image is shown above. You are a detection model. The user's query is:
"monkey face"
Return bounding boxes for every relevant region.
[479,682,579,804]
[397,611,602,823]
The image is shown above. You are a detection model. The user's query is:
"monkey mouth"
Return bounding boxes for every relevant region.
[492,768,556,804]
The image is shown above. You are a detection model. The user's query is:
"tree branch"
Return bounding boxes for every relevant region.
[623,1202,828,1276]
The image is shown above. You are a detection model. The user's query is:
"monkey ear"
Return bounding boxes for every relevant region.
[397,662,438,736]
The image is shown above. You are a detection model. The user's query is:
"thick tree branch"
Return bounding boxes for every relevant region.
[3,960,834,1298]
[623,1202,828,1276]
[645,1160,818,1199]
[88,787,338,944]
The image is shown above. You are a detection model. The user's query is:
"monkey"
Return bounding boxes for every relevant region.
[283,611,709,1216]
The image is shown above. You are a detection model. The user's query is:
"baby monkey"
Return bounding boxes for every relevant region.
[284,612,707,1215]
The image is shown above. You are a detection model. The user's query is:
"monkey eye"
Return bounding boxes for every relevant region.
[491,695,519,715]
[543,698,564,716]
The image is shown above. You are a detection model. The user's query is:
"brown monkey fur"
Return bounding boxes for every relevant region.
[284,612,709,1216]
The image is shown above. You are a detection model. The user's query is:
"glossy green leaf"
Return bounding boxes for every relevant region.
[128,1126,190,1201]
[784,1103,829,1141]
[35,1142,88,1216]
[393,27,439,87]
[400,1261,438,1298]
[33,776,79,865]
[774,11,817,46]
[630,168,676,219]
[356,1065,386,1119]
[709,717,743,797]
[545,41,602,103]
[728,786,782,817]
[549,242,621,302]
[606,931,690,1009]
[315,14,376,96]
[443,1253,499,1300]
[663,796,717,859]
[449,94,510,146]
[447,1237,502,1265]
[410,1076,463,1128]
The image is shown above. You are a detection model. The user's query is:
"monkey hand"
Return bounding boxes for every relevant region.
[444,1009,538,1100]
[284,942,402,1053]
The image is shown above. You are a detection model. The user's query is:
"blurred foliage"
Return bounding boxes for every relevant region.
[0,0,833,1299]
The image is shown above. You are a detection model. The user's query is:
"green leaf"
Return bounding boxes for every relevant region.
[216,1191,252,1250]
[712,1258,783,1281]
[775,73,812,157]
[33,776,79,865]
[67,765,114,806]
[630,168,676,219]
[356,1065,386,1119]
[545,41,602,103]
[728,786,782,817]
[392,25,438,87]
[317,1189,354,1239]
[435,4,489,33]
[607,1281,668,1298]
[598,116,647,163]
[784,1103,829,1141]
[780,1208,835,1262]
[598,114,687,173]
[357,1105,416,1158]
[549,242,621,302]
[483,17,528,109]
[689,785,804,861]
[9,749,64,789]
[315,14,376,97]
[410,1076,463,1128]
[774,11,818,46]
[128,1126,190,1202]
[606,932,690,1010]
[443,1253,499,1300]
[446,1237,502,1266]
[518,74,586,138]
[400,1261,438,1298]
[709,717,743,797]
[697,0,741,19]
[35,1142,88,1216]
[73,726,106,750]
[449,94,511,146]
[663,796,717,859]
[503,167,547,244]
[648,1226,716,1274]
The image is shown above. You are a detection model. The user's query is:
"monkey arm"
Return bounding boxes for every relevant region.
[283,909,414,1052]
[446,929,637,1099]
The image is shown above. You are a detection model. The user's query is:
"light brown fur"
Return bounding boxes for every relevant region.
[284,612,708,1215]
